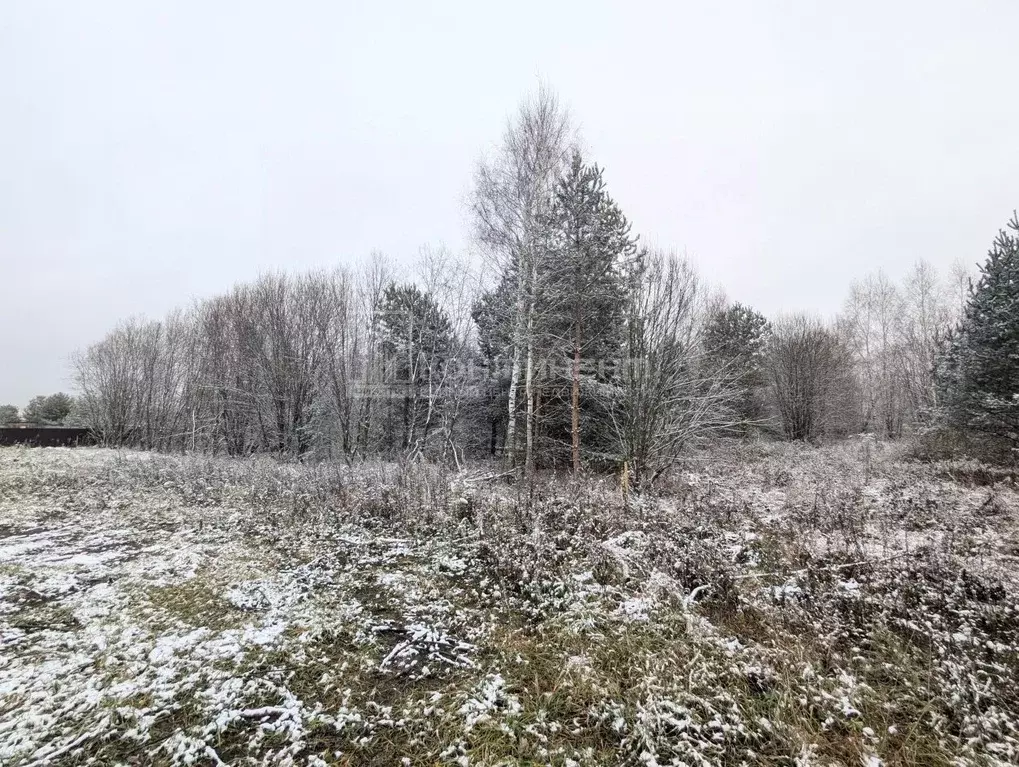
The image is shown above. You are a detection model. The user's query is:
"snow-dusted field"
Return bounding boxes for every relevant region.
[1,443,1017,766]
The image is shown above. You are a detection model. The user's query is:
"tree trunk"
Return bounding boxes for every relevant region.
[507,348,521,468]
[525,328,535,477]
[506,256,527,470]
[571,340,581,473]
[524,261,537,477]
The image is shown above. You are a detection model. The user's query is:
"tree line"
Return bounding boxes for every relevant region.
[69,88,1018,481]
[1,393,77,426]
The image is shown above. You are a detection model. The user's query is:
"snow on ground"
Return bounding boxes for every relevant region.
[0,443,1017,765]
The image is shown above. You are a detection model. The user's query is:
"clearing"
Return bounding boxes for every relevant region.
[0,442,1017,766]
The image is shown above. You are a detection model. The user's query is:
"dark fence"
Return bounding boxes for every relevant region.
[0,427,94,447]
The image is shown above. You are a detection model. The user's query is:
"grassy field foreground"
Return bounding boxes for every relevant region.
[0,442,1017,766]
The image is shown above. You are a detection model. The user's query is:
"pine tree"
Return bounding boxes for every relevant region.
[939,213,1019,446]
[377,283,453,452]
[703,303,770,429]
[542,151,639,471]
[471,276,514,456]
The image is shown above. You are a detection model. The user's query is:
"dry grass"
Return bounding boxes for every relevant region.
[0,440,1017,765]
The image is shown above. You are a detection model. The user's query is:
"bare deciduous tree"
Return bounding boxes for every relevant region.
[610,250,741,490]
[897,261,953,422]
[839,272,905,436]
[767,314,854,441]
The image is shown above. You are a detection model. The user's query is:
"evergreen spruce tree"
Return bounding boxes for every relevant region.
[939,213,1019,448]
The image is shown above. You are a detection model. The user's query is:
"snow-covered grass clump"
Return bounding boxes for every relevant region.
[0,441,1016,765]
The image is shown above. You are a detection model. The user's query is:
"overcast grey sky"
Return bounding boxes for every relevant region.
[2,1,1017,406]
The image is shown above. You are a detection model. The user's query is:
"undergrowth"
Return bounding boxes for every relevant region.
[0,439,1017,765]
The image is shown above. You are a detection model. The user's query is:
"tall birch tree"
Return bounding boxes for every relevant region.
[471,85,570,475]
